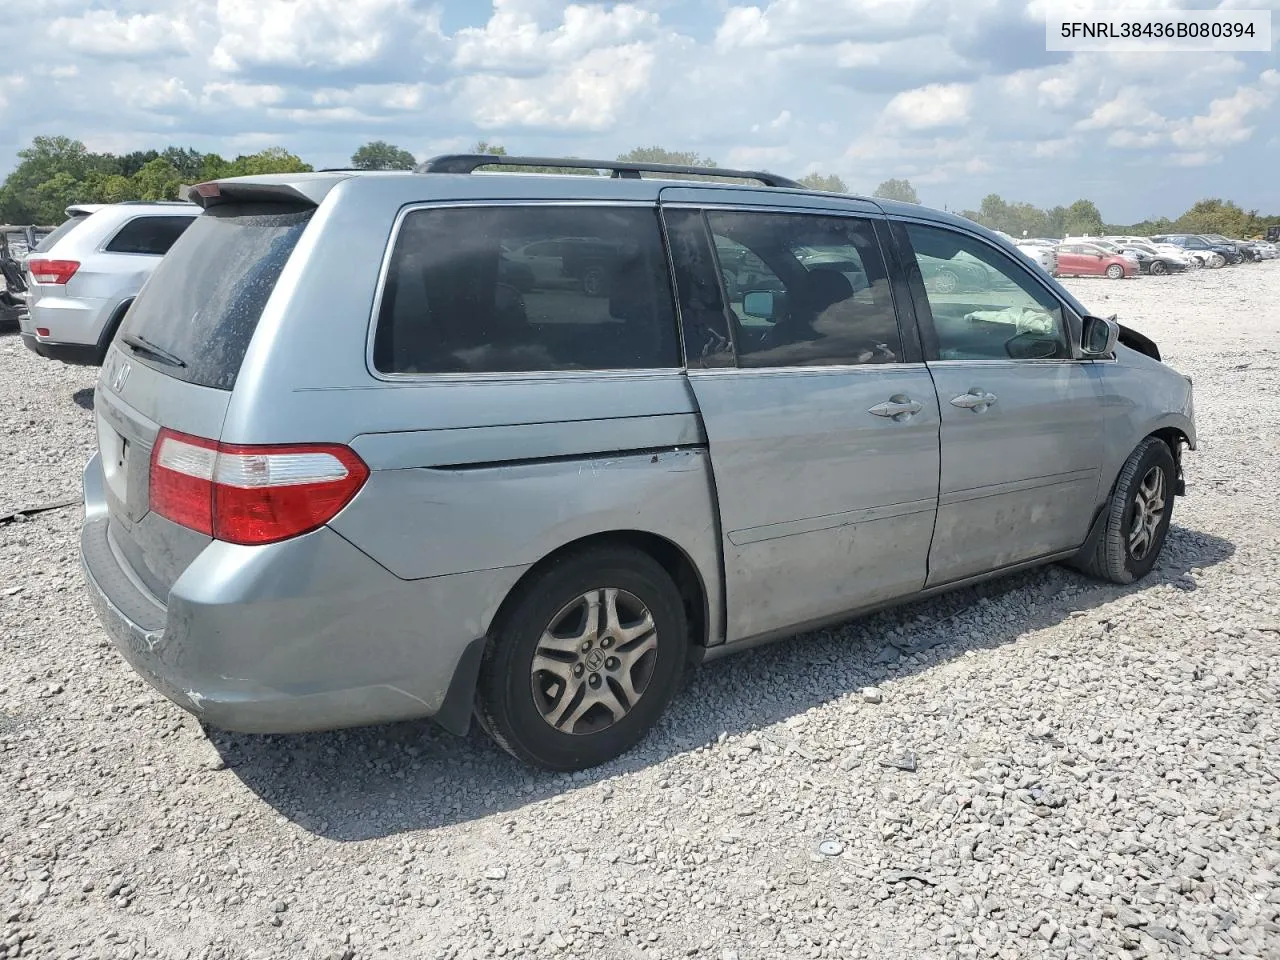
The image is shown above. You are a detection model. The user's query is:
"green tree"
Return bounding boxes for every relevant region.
[465,141,597,175]
[0,136,94,221]
[131,158,183,200]
[120,150,160,178]
[1174,198,1255,237]
[1045,205,1069,238]
[225,147,312,177]
[616,146,715,167]
[1064,198,1104,236]
[351,140,416,171]
[872,178,919,204]
[158,147,208,181]
[798,172,847,192]
[80,171,138,204]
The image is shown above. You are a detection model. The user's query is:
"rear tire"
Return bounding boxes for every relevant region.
[1149,260,1167,276]
[476,545,688,771]
[1072,437,1176,584]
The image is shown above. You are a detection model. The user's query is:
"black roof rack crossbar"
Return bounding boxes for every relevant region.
[419,154,803,189]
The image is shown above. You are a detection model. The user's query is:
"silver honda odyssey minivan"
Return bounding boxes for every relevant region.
[81,156,1195,770]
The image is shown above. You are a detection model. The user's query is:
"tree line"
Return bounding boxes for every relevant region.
[2,136,1275,239]
[0,136,311,224]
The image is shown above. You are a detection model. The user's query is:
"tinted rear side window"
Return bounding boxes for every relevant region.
[34,215,89,253]
[119,203,313,390]
[105,215,196,255]
[373,205,679,374]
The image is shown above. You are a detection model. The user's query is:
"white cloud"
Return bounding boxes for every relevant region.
[200,82,287,110]
[715,0,941,51]
[1107,129,1164,149]
[311,84,428,113]
[211,0,445,73]
[47,11,196,58]
[1076,94,1167,131]
[455,0,658,70]
[882,83,972,129]
[1168,151,1217,167]
[116,76,196,112]
[1170,69,1280,149]
[0,74,27,112]
[463,43,655,130]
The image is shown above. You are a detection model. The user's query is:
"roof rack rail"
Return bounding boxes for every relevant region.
[418,154,804,189]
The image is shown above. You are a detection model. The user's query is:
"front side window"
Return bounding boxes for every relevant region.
[906,223,1070,362]
[373,206,679,374]
[703,210,903,368]
[105,215,197,256]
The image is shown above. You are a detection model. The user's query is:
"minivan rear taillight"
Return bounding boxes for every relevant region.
[28,259,80,284]
[149,429,369,545]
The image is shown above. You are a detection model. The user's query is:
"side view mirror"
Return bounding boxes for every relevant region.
[742,290,779,320]
[1080,314,1119,357]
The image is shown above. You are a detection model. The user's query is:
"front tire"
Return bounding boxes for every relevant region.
[1105,263,1125,279]
[1149,260,1167,276]
[1072,437,1176,584]
[476,545,689,771]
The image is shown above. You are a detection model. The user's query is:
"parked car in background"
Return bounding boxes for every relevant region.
[1103,239,1187,276]
[1013,243,1057,276]
[1253,241,1278,259]
[21,201,200,365]
[80,155,1195,770]
[1151,234,1239,267]
[1056,241,1138,278]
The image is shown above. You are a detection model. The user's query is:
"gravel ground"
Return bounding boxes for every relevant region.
[2,263,1279,960]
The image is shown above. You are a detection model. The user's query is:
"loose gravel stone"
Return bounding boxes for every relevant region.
[2,266,1279,958]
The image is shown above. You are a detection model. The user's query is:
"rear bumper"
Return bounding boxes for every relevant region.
[22,332,102,365]
[28,295,110,346]
[79,452,523,736]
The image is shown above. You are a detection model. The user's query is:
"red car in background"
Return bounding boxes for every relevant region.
[1055,242,1137,279]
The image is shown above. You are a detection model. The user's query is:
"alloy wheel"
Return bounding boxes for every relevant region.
[1128,466,1166,561]
[530,587,659,735]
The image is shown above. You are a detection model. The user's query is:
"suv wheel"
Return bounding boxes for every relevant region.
[476,545,688,771]
[1072,437,1176,584]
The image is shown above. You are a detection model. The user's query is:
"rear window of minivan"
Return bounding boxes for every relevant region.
[118,203,313,390]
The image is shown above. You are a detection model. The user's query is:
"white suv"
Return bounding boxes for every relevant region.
[21,201,200,365]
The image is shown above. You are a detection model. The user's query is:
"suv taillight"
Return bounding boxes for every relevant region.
[28,259,80,284]
[149,429,369,545]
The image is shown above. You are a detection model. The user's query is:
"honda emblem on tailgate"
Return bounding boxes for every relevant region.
[111,359,131,393]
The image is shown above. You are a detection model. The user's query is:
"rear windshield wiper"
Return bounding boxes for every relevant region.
[121,333,187,369]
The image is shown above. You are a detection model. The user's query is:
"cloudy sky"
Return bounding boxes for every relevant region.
[1,0,1277,222]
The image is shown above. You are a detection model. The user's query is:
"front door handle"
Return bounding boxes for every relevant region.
[950,389,998,411]
[868,396,924,421]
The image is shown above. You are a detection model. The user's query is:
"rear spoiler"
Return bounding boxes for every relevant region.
[185,174,348,209]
